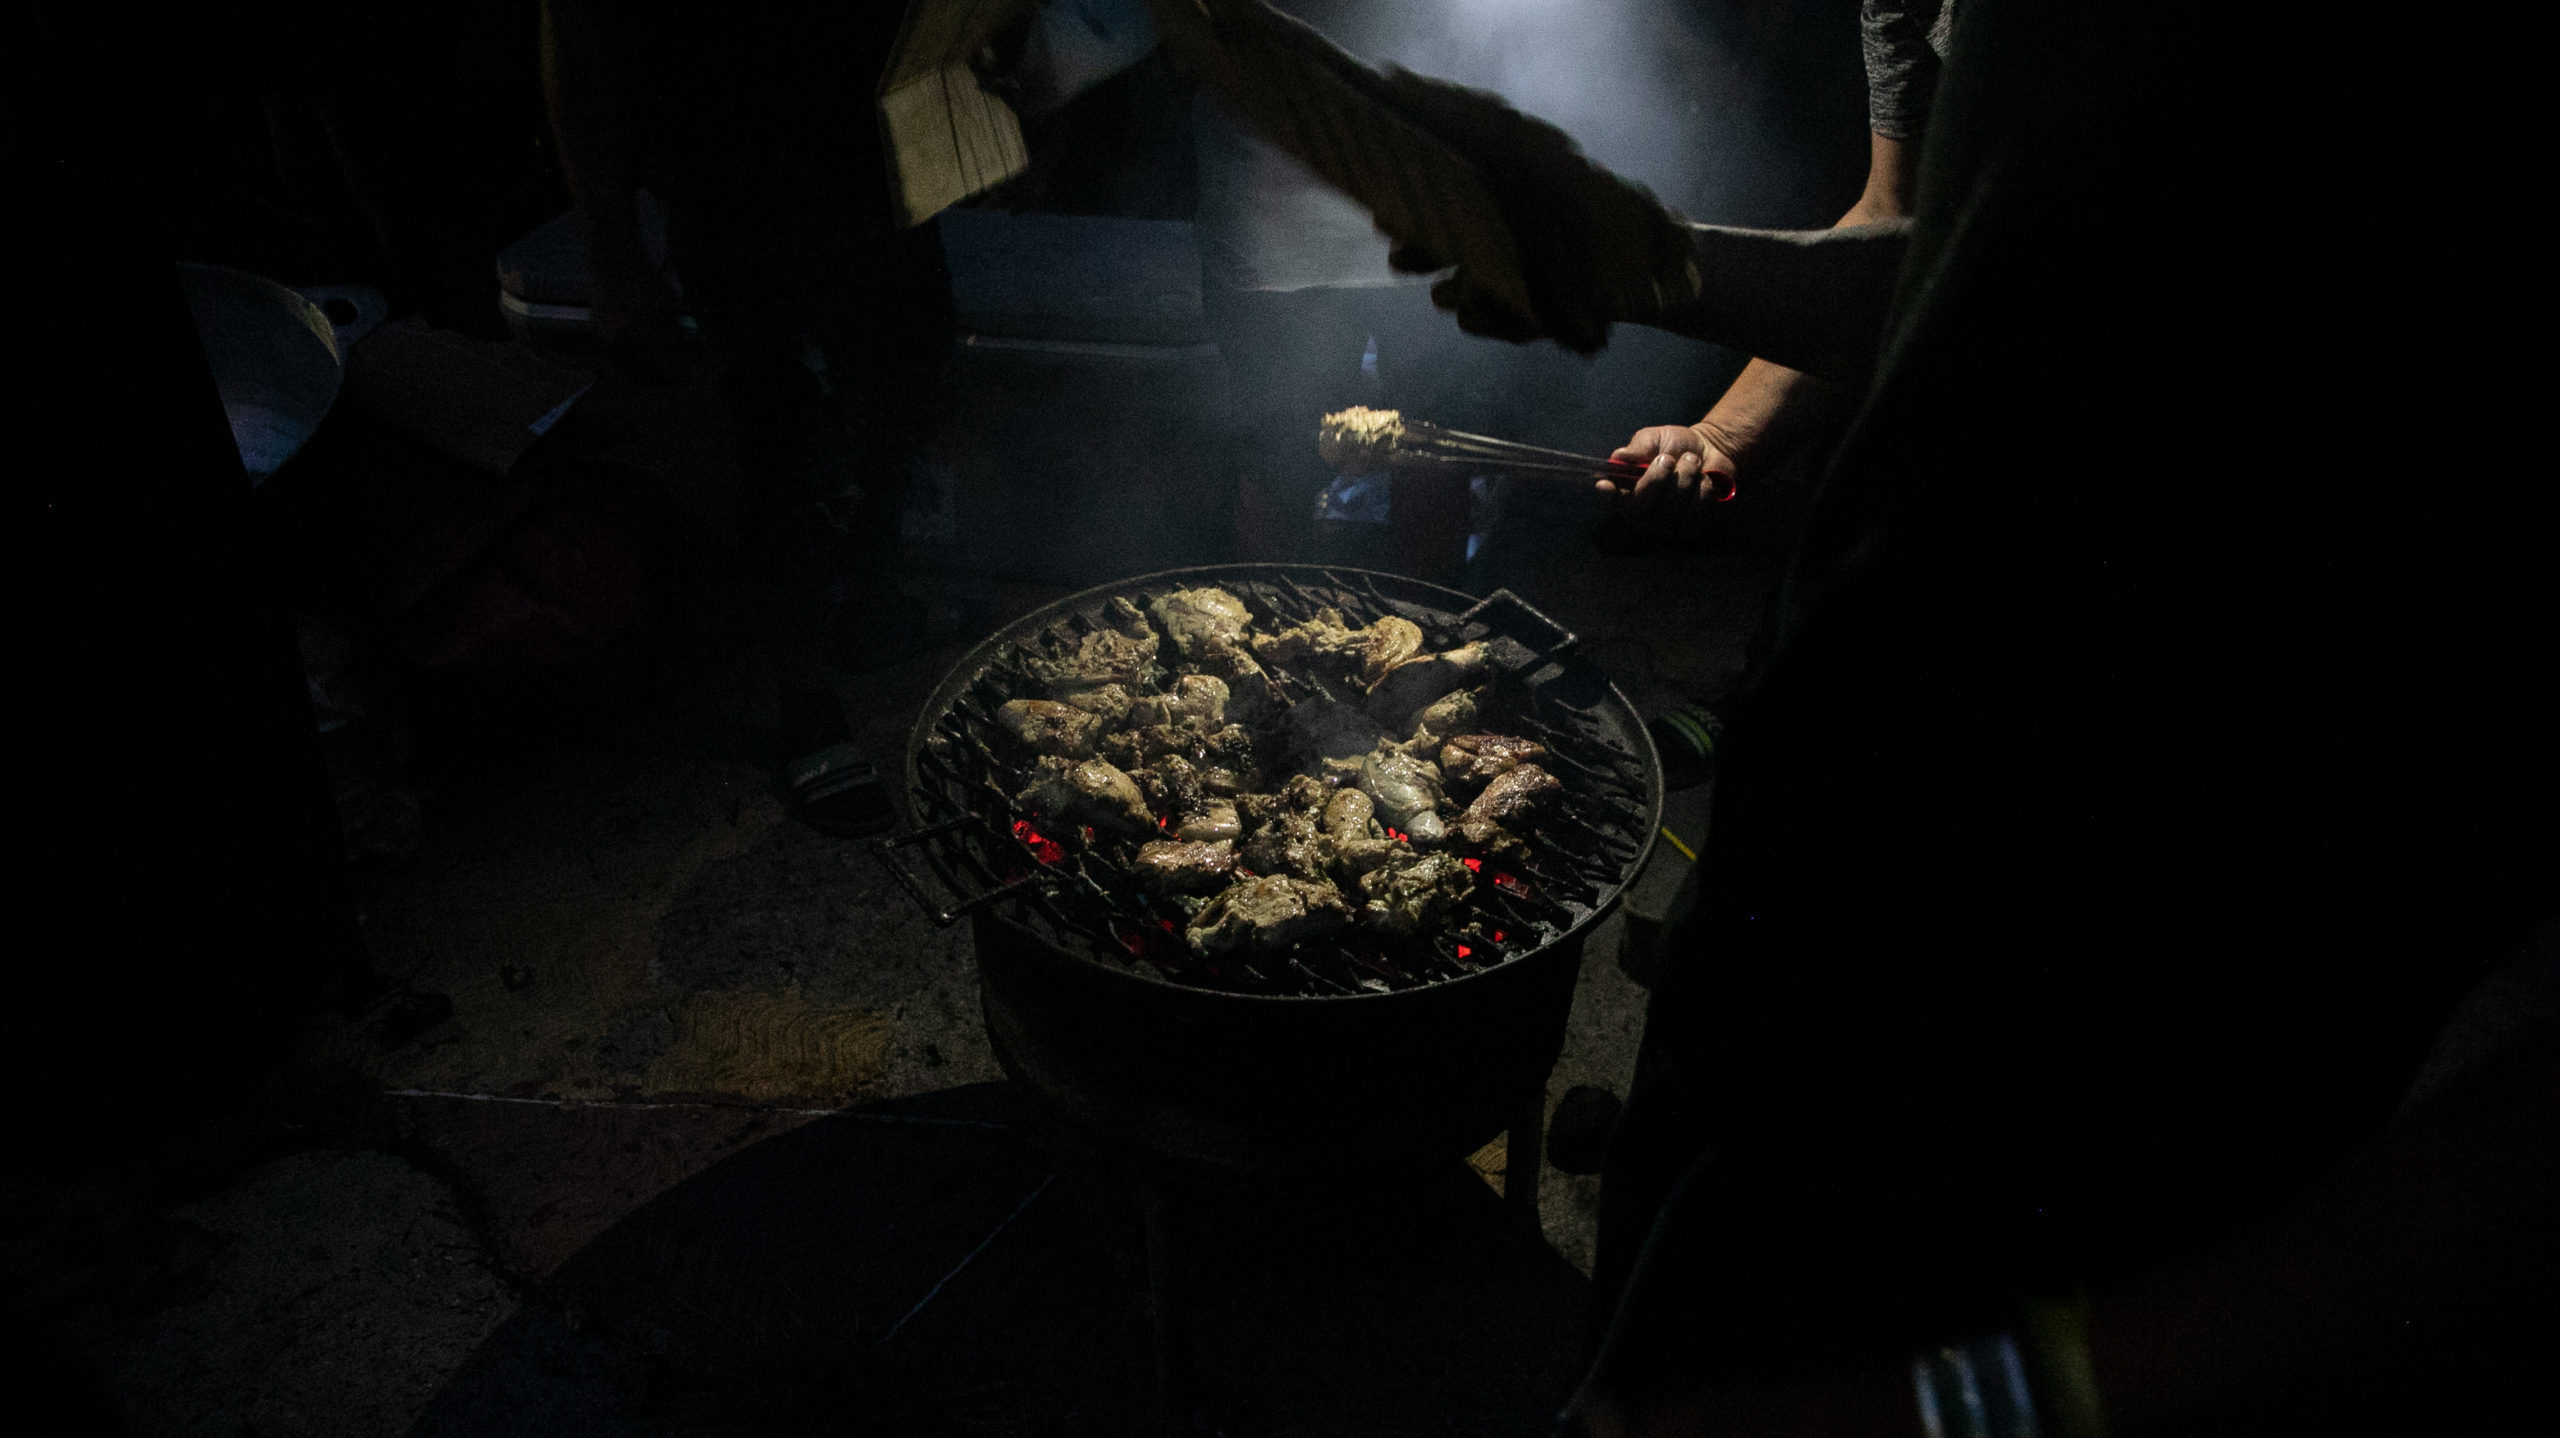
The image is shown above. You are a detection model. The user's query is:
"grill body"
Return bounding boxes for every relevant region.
[896,565,1662,1176]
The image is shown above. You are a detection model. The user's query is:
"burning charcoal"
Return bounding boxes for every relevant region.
[1359,747,1450,846]
[1135,838,1239,894]
[1457,763,1562,849]
[1186,875,1351,955]
[1406,687,1482,747]
[997,699,1103,758]
[1284,699,1391,768]
[1438,734,1551,795]
[1366,642,1491,733]
[1358,851,1477,938]
[1016,756,1156,836]
[1176,800,1242,843]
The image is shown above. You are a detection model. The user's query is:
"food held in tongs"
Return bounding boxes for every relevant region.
[1317,406,1735,502]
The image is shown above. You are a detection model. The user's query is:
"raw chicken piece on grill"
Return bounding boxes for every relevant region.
[1186,874,1351,955]
[1359,746,1451,845]
[1135,838,1239,894]
[1016,756,1157,836]
[1358,851,1477,938]
[1456,762,1562,850]
[997,699,1103,758]
[1438,734,1550,794]
[1367,642,1491,733]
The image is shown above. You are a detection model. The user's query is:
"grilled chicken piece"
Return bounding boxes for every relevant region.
[1320,786,1376,842]
[1358,851,1476,938]
[1055,682,1133,724]
[1439,734,1550,794]
[1255,608,1426,687]
[1366,642,1491,733]
[1137,755,1206,818]
[1285,699,1390,766]
[1149,588,1253,662]
[1016,756,1156,836]
[1240,806,1328,881]
[1187,875,1351,955]
[1406,688,1481,746]
[1317,785,1405,878]
[1135,839,1239,894]
[1177,800,1242,843]
[1456,762,1562,849]
[1029,621,1158,692]
[1128,674,1230,730]
[1359,747,1450,845]
[997,699,1102,758]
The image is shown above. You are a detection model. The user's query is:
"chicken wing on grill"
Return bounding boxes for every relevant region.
[1128,674,1230,730]
[1456,762,1562,851]
[1135,839,1240,894]
[1255,607,1427,688]
[1186,874,1352,955]
[1438,734,1550,795]
[1016,756,1157,836]
[1367,642,1491,733]
[997,699,1103,758]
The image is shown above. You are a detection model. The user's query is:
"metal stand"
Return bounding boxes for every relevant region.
[1504,1088,1546,1225]
[1136,1172,1198,1437]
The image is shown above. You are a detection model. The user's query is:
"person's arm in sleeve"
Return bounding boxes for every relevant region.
[1568,986,2560,1437]
[1609,132,1922,521]
[540,0,685,381]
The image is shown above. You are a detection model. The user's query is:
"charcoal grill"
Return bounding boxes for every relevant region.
[876,565,1662,1183]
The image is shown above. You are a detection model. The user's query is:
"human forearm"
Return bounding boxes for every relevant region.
[1640,220,1909,381]
[540,0,645,262]
[1694,133,1917,460]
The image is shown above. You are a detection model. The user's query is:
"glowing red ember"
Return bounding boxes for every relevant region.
[1461,857,1482,872]
[1011,820,1067,865]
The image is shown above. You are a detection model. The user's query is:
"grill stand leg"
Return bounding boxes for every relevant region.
[1505,1087,1546,1229]
[1138,1173,1197,1435]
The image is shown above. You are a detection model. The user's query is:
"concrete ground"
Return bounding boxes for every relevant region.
[62,299,1780,1436]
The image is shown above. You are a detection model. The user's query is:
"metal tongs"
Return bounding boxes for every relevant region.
[1320,407,1736,500]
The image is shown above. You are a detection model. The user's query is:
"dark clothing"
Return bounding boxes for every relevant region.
[626,2,953,641]
[1590,0,2556,1417]
[1860,0,1958,139]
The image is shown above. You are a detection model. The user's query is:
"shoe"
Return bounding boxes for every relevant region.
[1647,701,1723,792]
[778,684,895,838]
